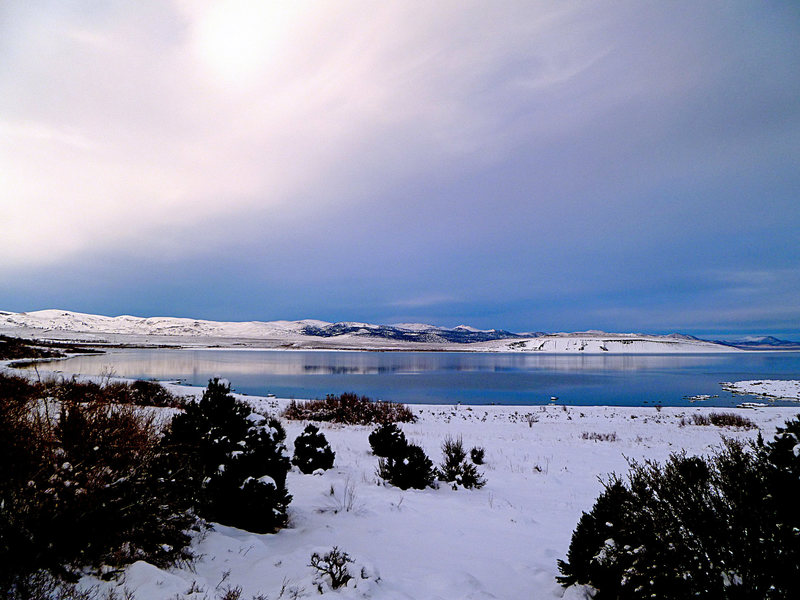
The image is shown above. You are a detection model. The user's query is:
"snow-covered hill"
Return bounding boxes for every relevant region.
[0,309,739,353]
[477,332,739,354]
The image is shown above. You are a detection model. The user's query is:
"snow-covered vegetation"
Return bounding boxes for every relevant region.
[3,369,799,599]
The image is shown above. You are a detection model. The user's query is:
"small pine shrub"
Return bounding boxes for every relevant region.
[161,378,292,533]
[293,424,335,474]
[437,436,486,489]
[377,444,435,490]
[368,423,408,457]
[470,446,485,465]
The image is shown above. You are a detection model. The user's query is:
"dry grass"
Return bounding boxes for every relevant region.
[283,392,414,424]
[680,412,757,429]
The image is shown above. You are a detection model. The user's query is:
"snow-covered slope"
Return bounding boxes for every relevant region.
[0,309,739,353]
[476,332,739,353]
[0,309,325,338]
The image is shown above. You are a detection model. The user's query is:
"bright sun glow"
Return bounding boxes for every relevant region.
[192,1,308,84]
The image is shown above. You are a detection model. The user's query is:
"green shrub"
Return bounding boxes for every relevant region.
[368,422,408,457]
[558,415,800,599]
[377,444,435,490]
[470,446,485,465]
[437,436,486,489]
[293,424,335,474]
[160,378,291,533]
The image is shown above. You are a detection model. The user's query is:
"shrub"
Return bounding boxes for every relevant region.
[283,393,414,424]
[368,422,408,457]
[293,424,335,474]
[45,377,184,408]
[160,378,291,533]
[581,431,618,442]
[0,386,197,592]
[709,411,757,429]
[309,547,353,590]
[377,444,435,490]
[437,436,486,489]
[557,415,800,599]
[470,446,485,465]
[0,371,41,403]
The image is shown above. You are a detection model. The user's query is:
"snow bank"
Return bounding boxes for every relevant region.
[722,380,800,400]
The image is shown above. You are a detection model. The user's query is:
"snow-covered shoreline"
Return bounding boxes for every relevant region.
[722,379,800,401]
[77,381,798,600]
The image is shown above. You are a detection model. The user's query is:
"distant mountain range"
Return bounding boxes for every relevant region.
[714,336,800,350]
[1,308,794,353]
[298,322,534,344]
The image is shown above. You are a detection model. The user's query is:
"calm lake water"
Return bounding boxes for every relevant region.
[28,348,800,407]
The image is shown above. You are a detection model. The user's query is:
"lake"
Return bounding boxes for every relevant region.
[26,348,800,407]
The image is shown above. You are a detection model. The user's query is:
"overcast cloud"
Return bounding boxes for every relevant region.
[2,1,799,336]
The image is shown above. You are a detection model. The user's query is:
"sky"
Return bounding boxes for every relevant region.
[1,1,799,337]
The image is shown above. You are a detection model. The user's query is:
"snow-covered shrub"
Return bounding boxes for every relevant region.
[556,477,635,594]
[309,547,353,590]
[470,446,485,465]
[161,378,291,533]
[377,444,435,490]
[283,393,415,424]
[558,417,800,599]
[437,436,486,489]
[580,431,618,442]
[368,422,408,457]
[292,424,335,474]
[0,381,198,592]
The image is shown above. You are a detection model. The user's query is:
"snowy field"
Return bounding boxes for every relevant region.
[79,383,799,600]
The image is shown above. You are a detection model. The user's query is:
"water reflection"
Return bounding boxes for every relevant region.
[38,349,728,378]
[26,348,800,407]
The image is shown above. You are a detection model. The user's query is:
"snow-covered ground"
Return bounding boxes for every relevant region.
[722,379,800,400]
[81,384,797,600]
[478,334,737,354]
[0,309,739,353]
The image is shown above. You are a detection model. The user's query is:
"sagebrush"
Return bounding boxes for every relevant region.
[558,415,800,599]
[0,373,197,592]
[283,392,414,424]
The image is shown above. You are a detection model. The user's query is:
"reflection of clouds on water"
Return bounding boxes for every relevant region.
[37,349,725,379]
[24,349,800,408]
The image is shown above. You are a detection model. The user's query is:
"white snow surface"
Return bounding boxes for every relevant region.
[75,383,796,600]
[480,334,738,354]
[0,309,739,353]
[722,380,800,400]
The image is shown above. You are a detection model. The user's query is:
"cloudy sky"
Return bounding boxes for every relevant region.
[2,1,799,336]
